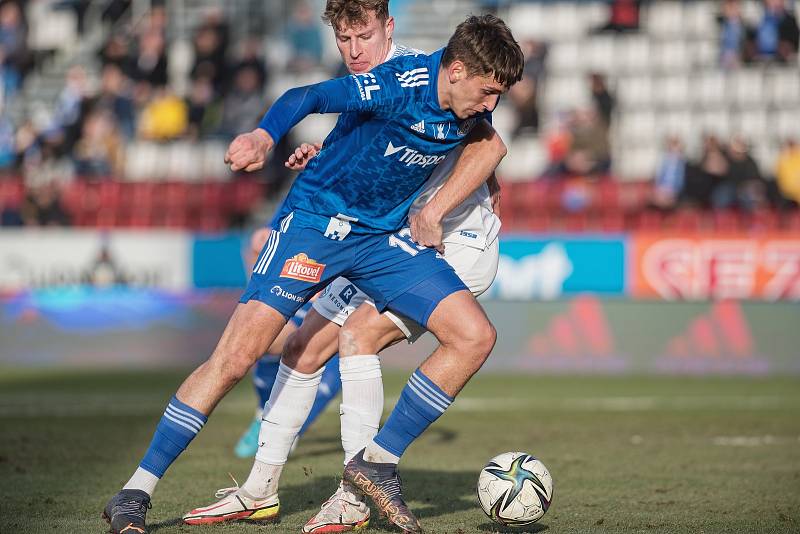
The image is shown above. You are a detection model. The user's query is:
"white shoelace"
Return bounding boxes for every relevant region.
[214,473,241,499]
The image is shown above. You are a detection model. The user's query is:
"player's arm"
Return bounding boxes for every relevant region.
[225,71,401,172]
[410,119,506,251]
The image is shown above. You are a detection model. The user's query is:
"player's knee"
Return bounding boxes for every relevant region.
[455,316,496,360]
[282,330,328,373]
[207,350,252,385]
[281,330,308,368]
[339,321,372,356]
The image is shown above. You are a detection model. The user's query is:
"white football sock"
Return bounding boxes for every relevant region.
[241,460,283,499]
[339,355,383,465]
[256,362,324,466]
[364,440,400,464]
[123,467,159,496]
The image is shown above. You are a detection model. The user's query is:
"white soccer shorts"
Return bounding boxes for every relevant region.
[312,237,499,342]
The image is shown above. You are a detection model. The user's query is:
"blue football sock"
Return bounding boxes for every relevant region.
[374,368,453,458]
[253,355,281,409]
[139,396,208,478]
[299,355,342,436]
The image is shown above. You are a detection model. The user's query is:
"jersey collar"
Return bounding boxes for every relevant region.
[384,42,396,62]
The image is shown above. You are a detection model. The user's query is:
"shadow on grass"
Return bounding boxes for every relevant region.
[275,467,493,520]
[148,518,184,532]
[477,522,548,533]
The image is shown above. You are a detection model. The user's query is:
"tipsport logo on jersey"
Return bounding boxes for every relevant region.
[384,141,446,168]
[280,253,326,283]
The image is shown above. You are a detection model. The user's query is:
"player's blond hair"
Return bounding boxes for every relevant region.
[443,14,524,88]
[322,0,390,31]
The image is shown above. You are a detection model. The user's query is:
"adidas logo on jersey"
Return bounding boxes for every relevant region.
[395,68,429,87]
[384,141,446,168]
[410,120,425,133]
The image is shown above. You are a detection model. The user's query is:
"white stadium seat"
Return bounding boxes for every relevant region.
[698,109,732,138]
[616,75,654,109]
[125,142,164,181]
[693,71,728,108]
[613,144,660,180]
[584,35,616,75]
[548,41,584,75]
[731,70,765,107]
[657,110,695,143]
[733,110,768,141]
[542,75,591,112]
[616,110,657,147]
[766,69,800,107]
[615,36,651,73]
[683,1,719,38]
[652,40,690,73]
[646,2,685,37]
[773,110,800,142]
[165,141,202,181]
[654,74,690,108]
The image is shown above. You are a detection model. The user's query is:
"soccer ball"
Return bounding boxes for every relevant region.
[477,452,553,527]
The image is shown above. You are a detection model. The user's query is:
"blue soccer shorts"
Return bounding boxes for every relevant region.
[239,211,467,328]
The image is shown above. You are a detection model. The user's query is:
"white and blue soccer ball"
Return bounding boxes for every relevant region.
[477,452,553,527]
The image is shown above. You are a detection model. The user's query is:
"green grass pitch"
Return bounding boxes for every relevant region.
[1,369,799,533]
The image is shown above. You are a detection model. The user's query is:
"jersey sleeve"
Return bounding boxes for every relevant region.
[257,63,417,143]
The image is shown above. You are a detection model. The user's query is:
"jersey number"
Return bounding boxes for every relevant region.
[389,228,426,256]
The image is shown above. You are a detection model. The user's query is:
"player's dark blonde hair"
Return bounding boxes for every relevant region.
[322,0,390,31]
[442,14,524,88]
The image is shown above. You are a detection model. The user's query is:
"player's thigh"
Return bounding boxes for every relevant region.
[210,300,288,370]
[367,240,501,345]
[425,289,495,350]
[444,237,500,297]
[283,308,342,373]
[350,229,467,328]
[266,320,297,355]
[268,299,315,354]
[340,302,406,356]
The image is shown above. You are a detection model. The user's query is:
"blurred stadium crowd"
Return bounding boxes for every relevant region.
[0,0,798,232]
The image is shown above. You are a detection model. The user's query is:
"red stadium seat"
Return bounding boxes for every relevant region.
[162,182,190,211]
[713,210,740,233]
[231,179,265,214]
[199,182,226,211]
[197,212,226,232]
[563,212,588,232]
[0,179,24,208]
[97,181,122,209]
[596,180,620,210]
[748,209,779,231]
[634,210,663,231]
[60,181,86,217]
[599,211,625,232]
[673,209,703,232]
[785,211,800,231]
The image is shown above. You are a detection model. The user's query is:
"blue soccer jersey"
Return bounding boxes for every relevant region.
[260,48,489,235]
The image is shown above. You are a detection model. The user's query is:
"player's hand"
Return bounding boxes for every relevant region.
[285,142,322,171]
[224,128,274,172]
[409,210,444,254]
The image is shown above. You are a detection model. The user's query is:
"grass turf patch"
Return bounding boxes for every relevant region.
[1,370,799,533]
